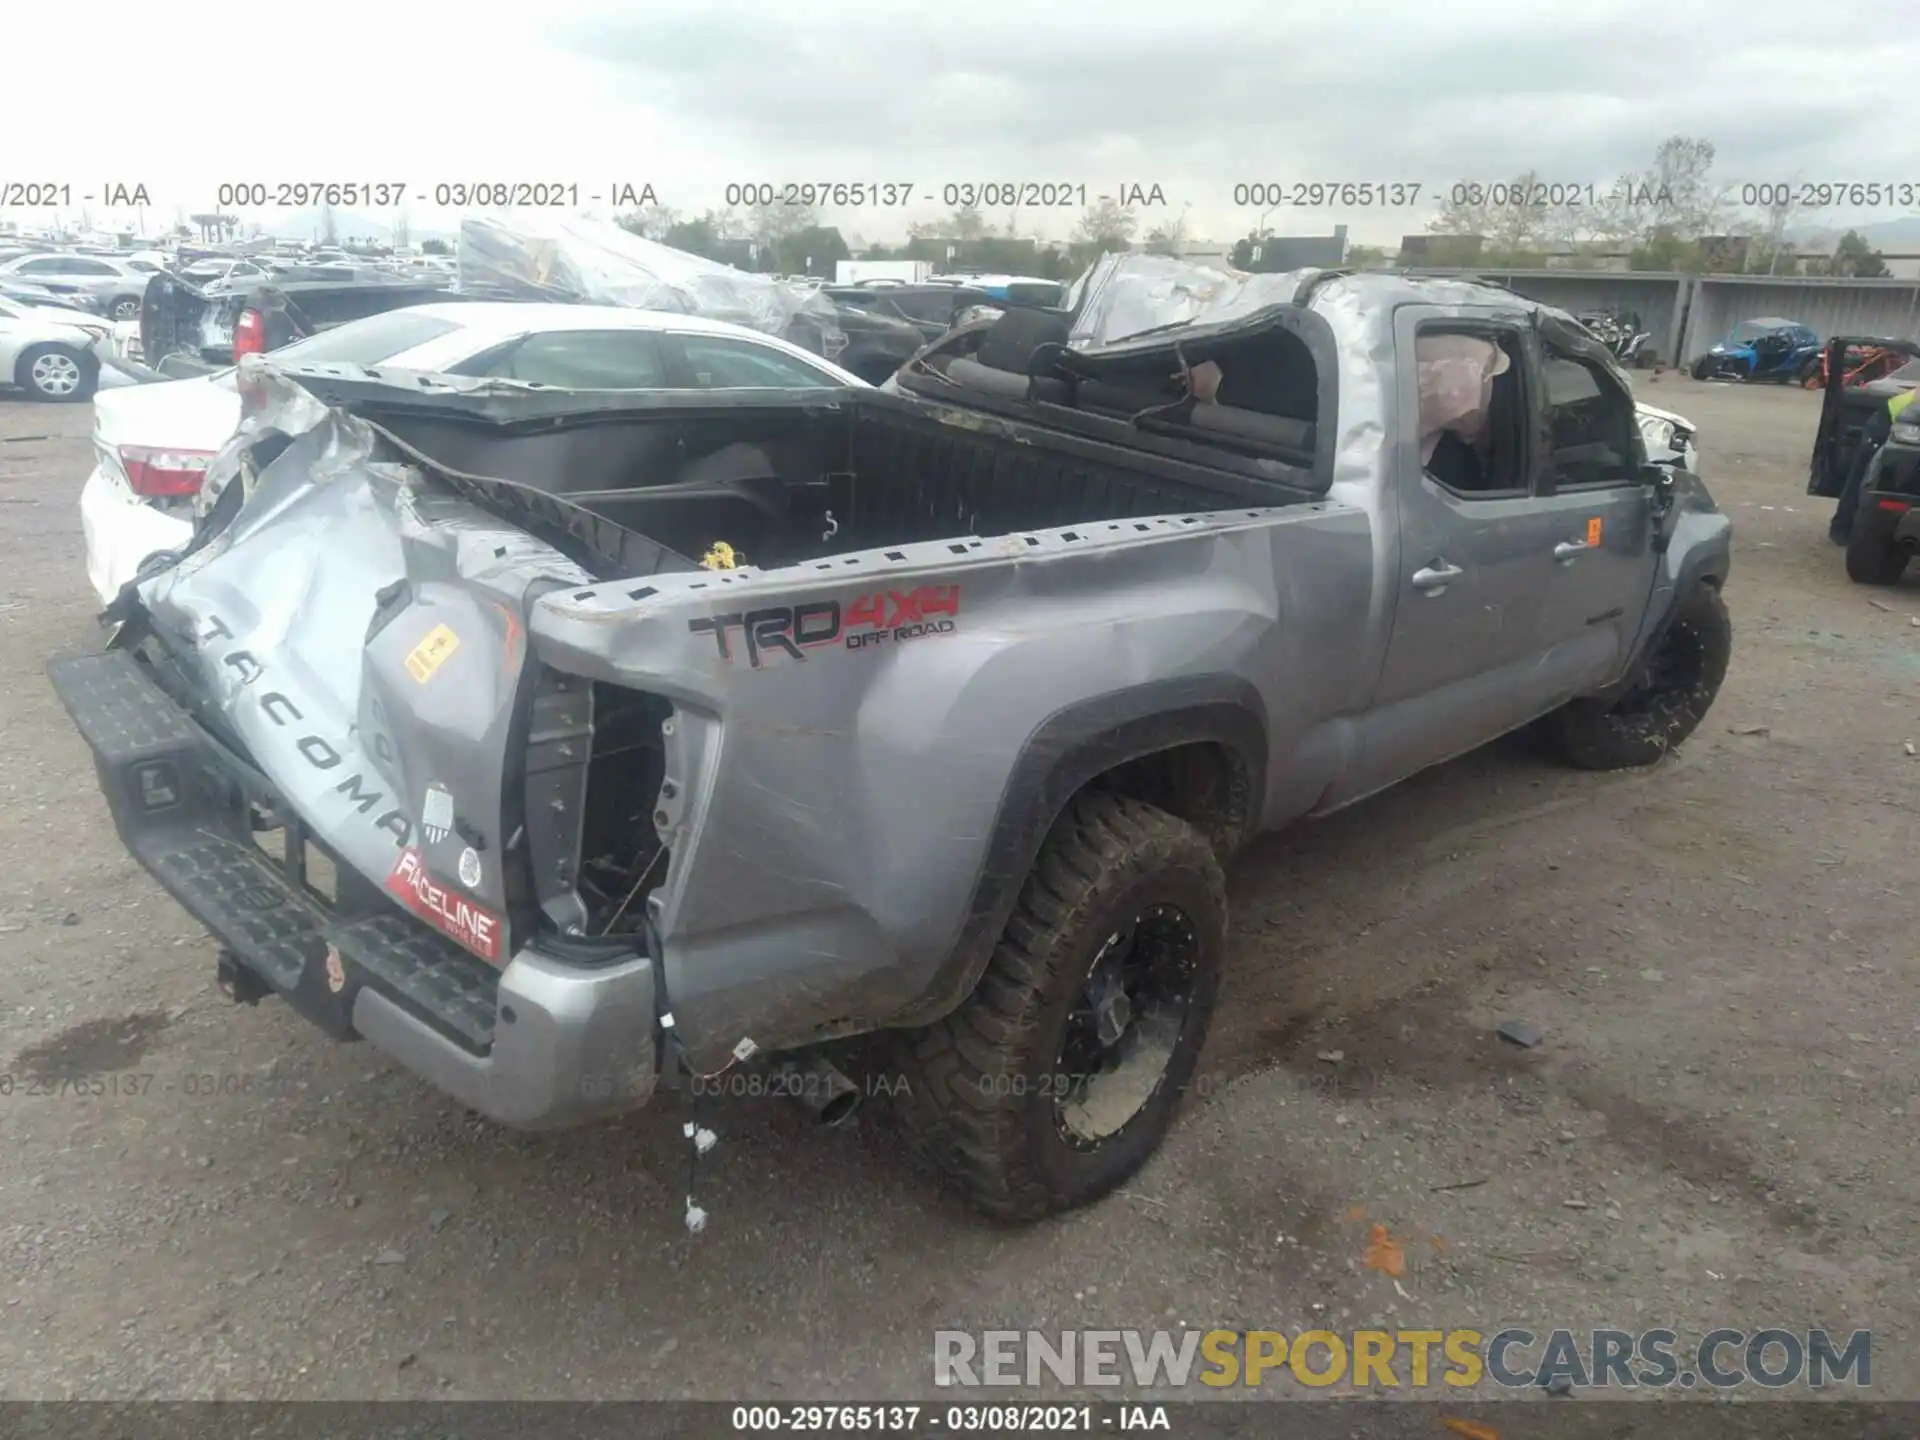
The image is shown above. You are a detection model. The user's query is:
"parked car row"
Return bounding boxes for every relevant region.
[0,253,155,321]
[0,293,124,401]
[80,302,868,603]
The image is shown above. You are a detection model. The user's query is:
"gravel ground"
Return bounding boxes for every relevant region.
[0,375,1914,1404]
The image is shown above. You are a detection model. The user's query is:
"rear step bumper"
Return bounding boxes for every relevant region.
[47,649,659,1129]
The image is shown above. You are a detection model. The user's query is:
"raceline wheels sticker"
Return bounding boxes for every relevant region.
[386,848,503,963]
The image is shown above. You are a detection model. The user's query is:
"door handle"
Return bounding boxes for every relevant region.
[1411,560,1463,592]
[1553,540,1590,561]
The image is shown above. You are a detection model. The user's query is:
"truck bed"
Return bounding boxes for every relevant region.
[285,370,1324,579]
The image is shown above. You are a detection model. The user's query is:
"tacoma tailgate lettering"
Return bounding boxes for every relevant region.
[196,609,413,847]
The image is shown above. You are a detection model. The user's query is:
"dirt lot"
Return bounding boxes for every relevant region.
[0,375,1914,1404]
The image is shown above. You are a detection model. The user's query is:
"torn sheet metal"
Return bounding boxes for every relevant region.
[138,374,594,966]
[1066,253,1316,348]
[456,213,844,355]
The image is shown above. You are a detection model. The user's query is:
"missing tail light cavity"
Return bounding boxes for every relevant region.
[578,683,674,935]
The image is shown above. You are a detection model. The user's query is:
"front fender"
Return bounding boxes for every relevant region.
[1601,472,1731,698]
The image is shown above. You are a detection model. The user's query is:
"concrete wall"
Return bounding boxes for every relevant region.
[1399,268,1920,364]
[1680,276,1920,360]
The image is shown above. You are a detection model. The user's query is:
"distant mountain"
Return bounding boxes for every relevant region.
[1784,215,1920,251]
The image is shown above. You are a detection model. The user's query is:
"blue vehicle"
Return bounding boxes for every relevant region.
[1690,316,1821,384]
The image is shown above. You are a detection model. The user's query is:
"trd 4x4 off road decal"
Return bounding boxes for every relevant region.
[688,585,960,668]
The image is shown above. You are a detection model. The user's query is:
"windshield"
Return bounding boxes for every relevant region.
[1730,318,1801,342]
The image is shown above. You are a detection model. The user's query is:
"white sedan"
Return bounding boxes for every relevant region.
[0,295,118,402]
[80,301,868,606]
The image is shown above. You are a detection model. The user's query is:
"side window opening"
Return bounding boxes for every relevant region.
[1415,328,1526,497]
[1541,345,1637,488]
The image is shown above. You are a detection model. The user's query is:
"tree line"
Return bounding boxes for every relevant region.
[614,196,1194,277]
[1416,136,1890,277]
[619,136,1895,280]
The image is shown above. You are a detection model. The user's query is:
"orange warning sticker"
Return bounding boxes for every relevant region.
[405,623,461,684]
[1585,516,1604,546]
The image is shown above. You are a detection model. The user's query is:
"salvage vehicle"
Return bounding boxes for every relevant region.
[1806,334,1920,585]
[139,270,457,374]
[0,253,152,322]
[0,294,116,401]
[81,303,866,605]
[930,273,1070,308]
[47,262,1732,1221]
[1576,309,1654,368]
[1800,340,1912,392]
[827,283,1028,342]
[1,279,103,315]
[812,300,927,384]
[1689,317,1820,383]
[456,213,847,364]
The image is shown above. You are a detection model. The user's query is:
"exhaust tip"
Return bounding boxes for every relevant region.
[770,1052,863,1128]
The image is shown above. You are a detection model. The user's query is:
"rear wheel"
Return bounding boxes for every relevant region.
[1546,583,1732,771]
[15,344,95,402]
[891,791,1226,1221]
[1845,512,1911,586]
[108,295,141,322]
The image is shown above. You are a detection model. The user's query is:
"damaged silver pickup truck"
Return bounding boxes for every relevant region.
[47,262,1732,1221]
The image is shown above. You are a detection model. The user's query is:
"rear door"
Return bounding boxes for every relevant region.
[1527,335,1661,692]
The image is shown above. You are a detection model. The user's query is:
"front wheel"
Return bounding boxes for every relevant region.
[1690,356,1716,382]
[108,295,142,322]
[891,791,1227,1222]
[1545,583,1732,771]
[15,344,96,402]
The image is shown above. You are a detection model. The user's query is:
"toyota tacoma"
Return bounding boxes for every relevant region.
[47,261,1732,1221]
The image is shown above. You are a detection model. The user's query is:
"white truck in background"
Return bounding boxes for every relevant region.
[834,259,932,285]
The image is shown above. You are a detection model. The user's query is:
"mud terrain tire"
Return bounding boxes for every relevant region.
[1546,583,1732,771]
[892,791,1226,1222]
[1844,513,1910,586]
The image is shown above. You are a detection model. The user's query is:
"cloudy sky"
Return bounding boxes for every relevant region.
[8,0,1920,248]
